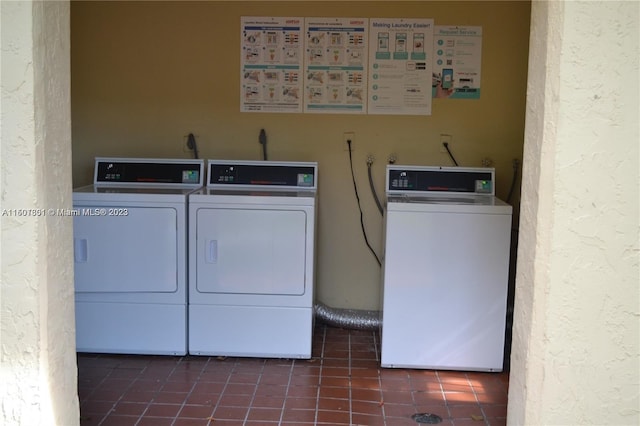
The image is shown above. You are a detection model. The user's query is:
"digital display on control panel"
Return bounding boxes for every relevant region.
[96,161,201,184]
[297,173,314,187]
[389,171,416,190]
[475,179,492,193]
[182,170,200,184]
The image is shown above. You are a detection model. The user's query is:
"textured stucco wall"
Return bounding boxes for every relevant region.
[507,1,561,424]
[509,1,639,425]
[0,1,79,425]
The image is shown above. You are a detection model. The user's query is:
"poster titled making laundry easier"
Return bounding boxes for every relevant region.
[433,26,482,99]
[241,17,304,113]
[304,18,368,114]
[367,18,434,116]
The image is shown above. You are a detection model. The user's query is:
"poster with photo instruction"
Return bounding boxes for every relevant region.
[367,18,434,116]
[241,17,304,113]
[433,26,482,99]
[304,17,368,114]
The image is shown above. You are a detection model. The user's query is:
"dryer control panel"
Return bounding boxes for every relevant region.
[94,158,204,186]
[208,160,317,190]
[387,166,494,195]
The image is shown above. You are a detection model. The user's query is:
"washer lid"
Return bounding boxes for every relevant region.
[388,194,506,205]
[387,194,512,214]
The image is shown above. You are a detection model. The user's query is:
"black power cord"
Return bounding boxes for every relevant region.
[367,156,384,216]
[259,129,268,161]
[347,140,382,267]
[443,142,459,166]
[507,158,521,204]
[186,133,199,159]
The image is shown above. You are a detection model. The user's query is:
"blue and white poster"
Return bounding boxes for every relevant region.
[433,26,483,99]
[304,17,368,114]
[241,17,304,113]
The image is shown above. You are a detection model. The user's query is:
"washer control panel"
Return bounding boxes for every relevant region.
[387,166,494,195]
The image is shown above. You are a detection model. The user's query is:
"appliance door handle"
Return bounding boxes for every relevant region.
[74,238,88,263]
[206,240,218,264]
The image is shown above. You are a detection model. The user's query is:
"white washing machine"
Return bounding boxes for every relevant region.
[188,160,317,358]
[380,165,513,371]
[73,157,204,355]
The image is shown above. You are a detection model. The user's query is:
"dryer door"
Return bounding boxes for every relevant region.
[73,207,179,293]
[195,207,307,295]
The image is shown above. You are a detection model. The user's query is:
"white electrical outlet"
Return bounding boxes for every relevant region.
[343,132,355,151]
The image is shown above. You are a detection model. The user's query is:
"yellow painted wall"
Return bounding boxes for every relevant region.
[71,1,531,310]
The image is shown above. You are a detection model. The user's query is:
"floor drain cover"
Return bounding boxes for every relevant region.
[412,413,443,424]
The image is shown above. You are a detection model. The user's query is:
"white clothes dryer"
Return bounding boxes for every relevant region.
[73,157,204,355]
[188,160,317,358]
[380,166,512,371]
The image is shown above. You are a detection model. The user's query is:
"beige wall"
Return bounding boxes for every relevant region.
[71,1,531,310]
[1,1,79,424]
[509,1,639,424]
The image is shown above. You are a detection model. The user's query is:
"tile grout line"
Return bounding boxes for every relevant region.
[208,358,235,425]
[134,357,183,426]
[410,369,421,421]
[199,357,218,426]
[169,356,213,426]
[466,372,491,426]
[348,330,353,426]
[102,357,155,426]
[314,325,327,426]
[241,358,265,425]
[373,329,389,426]
[435,370,453,423]
[278,358,297,425]
[89,355,123,426]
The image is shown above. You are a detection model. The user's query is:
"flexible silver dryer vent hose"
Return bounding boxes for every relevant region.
[314,302,381,331]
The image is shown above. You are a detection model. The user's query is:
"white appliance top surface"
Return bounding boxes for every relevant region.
[189,188,316,206]
[74,185,200,196]
[388,194,509,206]
[386,193,512,214]
[198,188,316,197]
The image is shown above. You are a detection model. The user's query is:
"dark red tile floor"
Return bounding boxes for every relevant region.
[78,324,508,426]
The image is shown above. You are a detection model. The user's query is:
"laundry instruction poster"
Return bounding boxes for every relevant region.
[433,26,482,99]
[241,17,304,113]
[304,18,368,114]
[367,18,434,116]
